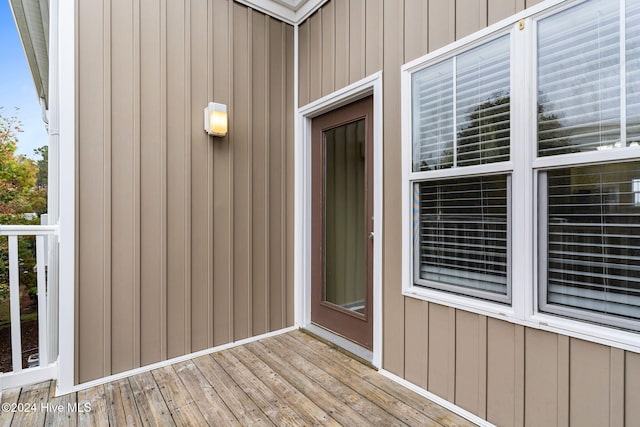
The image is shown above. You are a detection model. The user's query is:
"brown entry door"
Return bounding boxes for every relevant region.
[311,96,373,350]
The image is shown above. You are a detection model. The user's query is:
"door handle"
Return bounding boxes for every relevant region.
[368,231,374,240]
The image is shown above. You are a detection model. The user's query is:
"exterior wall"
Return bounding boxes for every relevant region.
[76,0,294,384]
[299,0,640,425]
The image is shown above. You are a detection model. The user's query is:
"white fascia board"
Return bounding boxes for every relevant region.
[9,0,49,105]
[234,0,328,25]
[234,0,297,24]
[294,0,327,22]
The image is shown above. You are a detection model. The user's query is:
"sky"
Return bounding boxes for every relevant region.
[0,0,48,159]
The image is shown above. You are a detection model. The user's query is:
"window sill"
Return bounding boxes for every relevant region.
[527,312,640,354]
[403,285,518,322]
[403,285,640,354]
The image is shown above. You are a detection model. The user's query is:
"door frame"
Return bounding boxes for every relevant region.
[295,72,383,367]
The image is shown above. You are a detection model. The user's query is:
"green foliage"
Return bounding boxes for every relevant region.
[0,215,41,304]
[0,107,44,214]
[0,107,48,306]
[35,145,48,189]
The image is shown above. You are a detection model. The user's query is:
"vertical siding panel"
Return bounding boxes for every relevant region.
[514,325,525,427]
[486,319,515,427]
[524,328,558,427]
[404,299,428,390]
[77,0,109,383]
[183,0,193,357]
[212,0,232,347]
[456,0,488,40]
[233,3,251,341]
[610,348,625,427]
[285,24,295,327]
[110,0,136,374]
[570,339,610,427]
[269,19,286,331]
[166,0,187,359]
[102,0,113,381]
[525,0,544,7]
[365,0,382,75]
[334,0,349,90]
[251,13,269,336]
[626,352,640,425]
[477,316,487,419]
[427,304,452,399]
[139,0,164,366]
[557,335,570,427]
[321,0,335,96]
[404,0,429,62]
[428,0,455,51]
[348,0,365,83]
[190,0,210,353]
[455,311,482,416]
[207,0,215,350]
[132,0,141,371]
[488,0,519,25]
[159,0,168,361]
[382,0,405,378]
[309,12,322,102]
[298,21,310,106]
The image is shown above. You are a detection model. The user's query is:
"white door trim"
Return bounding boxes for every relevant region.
[55,0,76,395]
[294,72,383,368]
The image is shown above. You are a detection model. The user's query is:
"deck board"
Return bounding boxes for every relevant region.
[0,387,20,427]
[104,379,142,427]
[290,331,474,426]
[262,335,407,426]
[277,334,438,426]
[172,360,240,426]
[44,380,77,427]
[246,340,375,426]
[1,330,477,426]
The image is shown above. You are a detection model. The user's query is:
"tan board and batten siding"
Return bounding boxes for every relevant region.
[77,0,294,384]
[299,0,640,426]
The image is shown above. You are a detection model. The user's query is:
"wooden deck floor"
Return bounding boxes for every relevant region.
[0,330,476,426]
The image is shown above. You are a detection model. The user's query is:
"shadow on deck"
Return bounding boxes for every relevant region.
[0,330,476,426]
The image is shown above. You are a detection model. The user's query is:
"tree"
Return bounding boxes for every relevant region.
[0,107,47,304]
[0,107,39,214]
[35,145,47,189]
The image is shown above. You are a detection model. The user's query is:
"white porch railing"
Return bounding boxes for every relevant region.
[0,224,58,390]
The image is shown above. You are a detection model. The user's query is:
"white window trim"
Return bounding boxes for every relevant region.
[295,72,384,368]
[401,0,640,353]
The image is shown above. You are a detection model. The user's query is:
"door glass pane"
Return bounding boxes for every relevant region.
[324,119,366,314]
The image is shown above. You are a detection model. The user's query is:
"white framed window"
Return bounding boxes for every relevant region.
[410,32,513,304]
[402,0,640,349]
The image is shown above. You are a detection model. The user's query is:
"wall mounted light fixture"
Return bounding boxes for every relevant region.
[204,102,228,137]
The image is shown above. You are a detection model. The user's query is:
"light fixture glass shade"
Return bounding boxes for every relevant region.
[204,102,228,136]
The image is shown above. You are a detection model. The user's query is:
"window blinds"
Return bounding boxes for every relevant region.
[417,175,509,299]
[412,60,454,171]
[541,163,640,326]
[412,35,510,172]
[628,0,640,145]
[538,0,621,156]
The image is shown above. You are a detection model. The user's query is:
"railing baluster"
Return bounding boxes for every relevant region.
[36,236,48,367]
[0,224,58,388]
[8,236,22,373]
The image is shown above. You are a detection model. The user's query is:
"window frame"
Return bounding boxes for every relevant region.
[401,0,640,353]
[412,174,513,304]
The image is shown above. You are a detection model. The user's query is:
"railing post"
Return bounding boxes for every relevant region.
[8,236,22,372]
[36,236,49,367]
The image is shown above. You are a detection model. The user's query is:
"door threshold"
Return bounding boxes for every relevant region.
[303,324,375,368]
